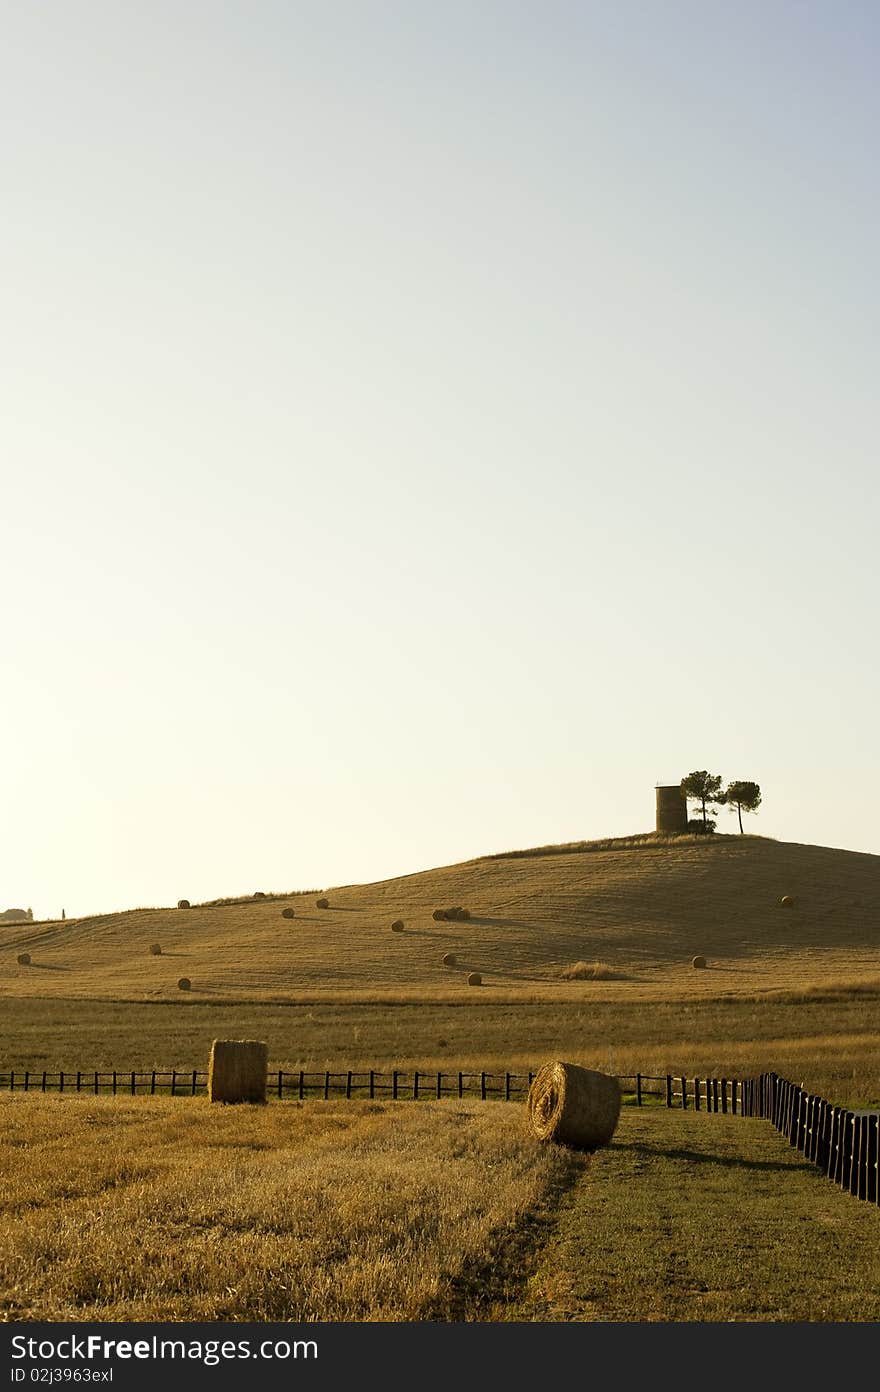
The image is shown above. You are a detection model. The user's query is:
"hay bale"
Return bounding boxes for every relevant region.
[281,907,296,919]
[253,891,266,899]
[780,895,794,907]
[390,920,405,932]
[177,976,191,991]
[442,952,457,966]
[177,899,191,910]
[16,952,31,966]
[432,908,448,921]
[316,897,330,909]
[457,907,471,921]
[208,1038,268,1104]
[527,1061,621,1150]
[466,971,482,986]
[561,960,614,981]
[149,943,162,956]
[692,954,707,969]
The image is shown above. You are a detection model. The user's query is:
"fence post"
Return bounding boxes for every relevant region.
[94,1071,99,1095]
[665,1075,672,1108]
[694,1077,700,1111]
[392,1070,398,1101]
[681,1076,687,1110]
[299,1069,305,1100]
[150,1070,156,1095]
[60,1070,64,1094]
[505,1072,511,1102]
[42,1070,47,1093]
[112,1070,117,1095]
[636,1073,642,1107]
[437,1072,443,1100]
[323,1071,330,1101]
[458,1071,463,1099]
[867,1114,878,1205]
[731,1079,738,1115]
[481,1072,487,1101]
[23,1071,29,1093]
[721,1079,727,1115]
[369,1070,375,1100]
[131,1071,136,1096]
[346,1071,352,1100]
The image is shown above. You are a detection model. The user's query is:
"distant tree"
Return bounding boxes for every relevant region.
[61,908,66,921]
[723,780,762,834]
[26,908,33,921]
[681,771,724,832]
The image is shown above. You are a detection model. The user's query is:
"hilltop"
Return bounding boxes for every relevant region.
[2,833,877,1003]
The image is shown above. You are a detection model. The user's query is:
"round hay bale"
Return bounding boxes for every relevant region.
[457,907,471,921]
[316,897,330,909]
[466,971,482,986]
[432,908,448,921]
[253,891,266,899]
[692,954,707,969]
[442,952,457,966]
[177,976,192,991]
[390,920,405,932]
[780,895,794,908]
[177,899,191,910]
[16,952,31,966]
[527,1061,621,1150]
[281,907,296,919]
[149,943,162,956]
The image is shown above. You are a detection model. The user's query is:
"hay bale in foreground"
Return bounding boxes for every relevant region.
[177,899,191,910]
[527,1061,620,1151]
[149,943,162,956]
[390,920,405,932]
[16,952,31,966]
[467,971,482,986]
[432,908,448,921]
[208,1039,268,1104]
[780,895,794,907]
[281,907,296,919]
[442,952,457,966]
[316,897,330,909]
[177,976,191,991]
[692,954,707,969]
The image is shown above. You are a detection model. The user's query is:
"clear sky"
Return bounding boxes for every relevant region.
[2,2,877,917]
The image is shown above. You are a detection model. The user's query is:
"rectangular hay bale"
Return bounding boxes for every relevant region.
[208,1039,268,1104]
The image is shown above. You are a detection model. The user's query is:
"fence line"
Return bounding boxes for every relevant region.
[2,1064,875,1206]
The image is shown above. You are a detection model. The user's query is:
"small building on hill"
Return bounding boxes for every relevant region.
[655,786,688,834]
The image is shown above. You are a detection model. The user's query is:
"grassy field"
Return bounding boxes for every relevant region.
[2,989,878,1105]
[0,1094,579,1322]
[2,834,878,1003]
[1,1095,877,1323]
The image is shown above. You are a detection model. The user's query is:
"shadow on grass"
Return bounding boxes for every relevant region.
[617,1140,811,1173]
[424,1147,591,1319]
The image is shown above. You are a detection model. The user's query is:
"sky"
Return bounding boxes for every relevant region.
[2,1,878,917]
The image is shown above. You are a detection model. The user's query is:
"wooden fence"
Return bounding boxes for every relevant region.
[2,1064,875,1206]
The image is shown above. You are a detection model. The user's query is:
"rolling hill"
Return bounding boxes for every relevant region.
[2,834,877,1003]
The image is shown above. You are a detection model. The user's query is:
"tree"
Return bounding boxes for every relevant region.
[723,780,762,834]
[680,771,724,831]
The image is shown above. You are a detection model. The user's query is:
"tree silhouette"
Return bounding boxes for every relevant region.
[723,780,762,834]
[680,771,724,831]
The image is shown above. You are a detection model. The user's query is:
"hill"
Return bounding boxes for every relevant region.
[1,834,877,1003]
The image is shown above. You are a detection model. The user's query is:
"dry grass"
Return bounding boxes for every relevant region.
[0,1095,577,1322]
[560,961,615,981]
[2,993,877,1105]
[2,835,877,1003]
